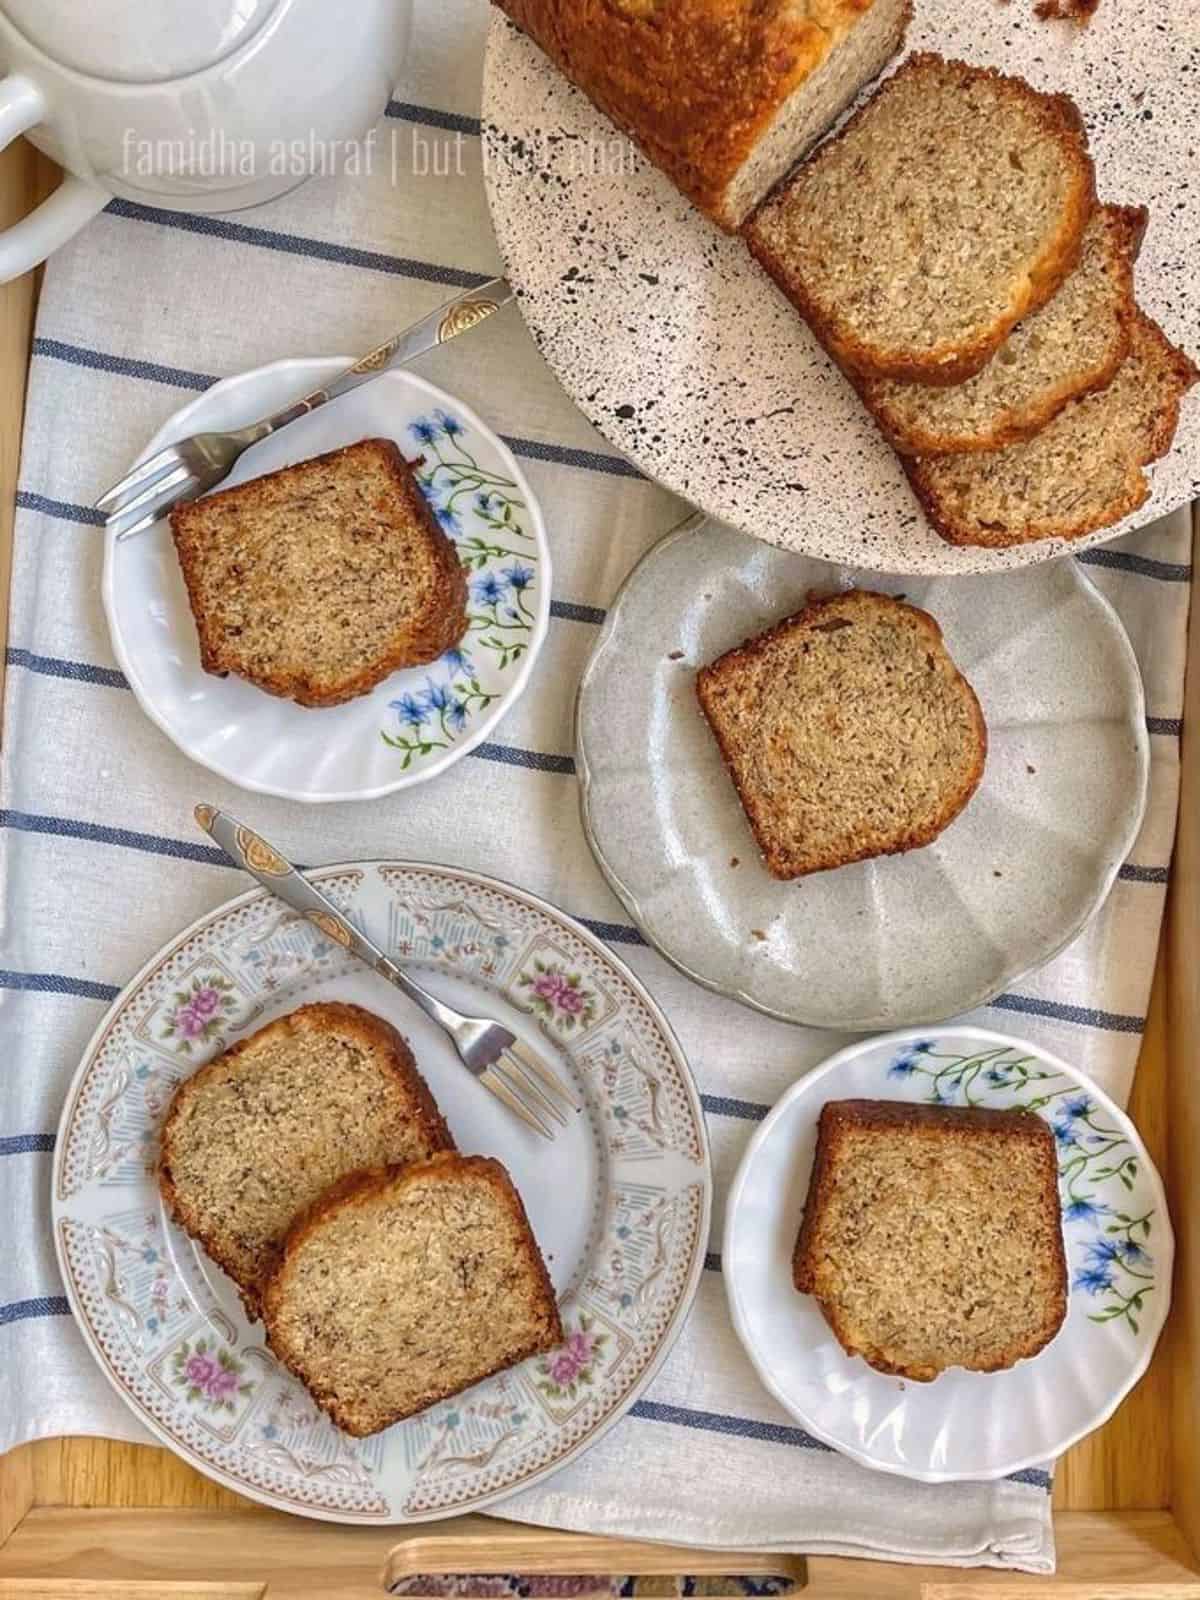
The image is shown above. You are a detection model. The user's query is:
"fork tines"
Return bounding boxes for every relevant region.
[481,1038,580,1140]
[102,454,200,542]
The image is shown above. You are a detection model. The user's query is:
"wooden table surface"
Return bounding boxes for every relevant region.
[0,134,1178,1521]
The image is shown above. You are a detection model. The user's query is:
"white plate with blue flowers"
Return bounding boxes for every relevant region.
[103,361,549,802]
[724,1026,1172,1483]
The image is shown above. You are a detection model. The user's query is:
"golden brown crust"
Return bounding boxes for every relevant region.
[494,0,910,229]
[695,590,987,880]
[861,205,1148,455]
[1035,0,1100,20]
[793,1099,1068,1381]
[262,1154,564,1436]
[170,438,468,709]
[158,1002,454,1317]
[906,310,1199,547]
[900,450,1136,550]
[744,53,1097,384]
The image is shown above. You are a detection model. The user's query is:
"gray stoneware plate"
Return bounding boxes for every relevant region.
[575,517,1149,1032]
[482,2,1200,575]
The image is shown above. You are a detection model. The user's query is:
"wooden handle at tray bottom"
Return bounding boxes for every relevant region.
[384,1517,806,1590]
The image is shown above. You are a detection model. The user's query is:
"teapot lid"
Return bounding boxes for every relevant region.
[4,0,283,83]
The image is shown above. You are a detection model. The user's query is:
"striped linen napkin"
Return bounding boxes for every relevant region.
[0,0,1191,1574]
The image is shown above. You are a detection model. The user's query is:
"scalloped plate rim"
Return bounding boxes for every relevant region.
[52,858,712,1523]
[575,517,1150,1032]
[722,1024,1174,1483]
[101,359,551,804]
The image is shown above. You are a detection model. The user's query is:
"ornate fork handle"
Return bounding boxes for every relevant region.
[373,954,482,1040]
[242,276,512,444]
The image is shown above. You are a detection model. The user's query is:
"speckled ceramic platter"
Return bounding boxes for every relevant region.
[576,517,1149,1031]
[104,362,549,802]
[53,862,710,1523]
[482,3,1200,575]
[725,1027,1173,1481]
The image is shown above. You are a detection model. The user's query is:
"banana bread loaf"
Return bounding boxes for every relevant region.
[493,0,912,229]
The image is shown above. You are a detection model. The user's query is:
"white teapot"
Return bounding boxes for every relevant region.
[0,0,410,280]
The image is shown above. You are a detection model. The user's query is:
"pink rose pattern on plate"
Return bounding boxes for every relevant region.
[57,867,711,1519]
[160,974,238,1053]
[535,1313,609,1402]
[171,1336,253,1413]
[519,960,597,1032]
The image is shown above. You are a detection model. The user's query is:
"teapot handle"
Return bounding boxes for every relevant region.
[0,74,108,283]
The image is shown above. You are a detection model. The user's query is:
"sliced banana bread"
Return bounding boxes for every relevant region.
[494,0,912,230]
[794,1099,1067,1381]
[906,310,1199,546]
[159,1002,454,1314]
[744,53,1095,384]
[695,591,986,880]
[861,204,1144,454]
[170,437,468,708]
[261,1154,563,1436]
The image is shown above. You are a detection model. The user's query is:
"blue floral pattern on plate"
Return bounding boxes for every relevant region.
[381,409,540,771]
[885,1040,1156,1334]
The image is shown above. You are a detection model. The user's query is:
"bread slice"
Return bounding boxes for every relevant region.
[261,1154,563,1436]
[793,1099,1067,1381]
[744,53,1096,384]
[159,1002,454,1314]
[495,0,912,231]
[861,204,1145,454]
[695,591,986,880]
[170,437,468,708]
[907,310,1199,547]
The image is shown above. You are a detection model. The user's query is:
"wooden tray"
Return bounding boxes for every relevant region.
[1,138,1198,1598]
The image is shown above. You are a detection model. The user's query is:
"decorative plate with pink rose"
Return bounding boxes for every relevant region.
[52,860,711,1523]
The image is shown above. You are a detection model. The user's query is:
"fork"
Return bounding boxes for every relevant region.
[194,804,580,1140]
[98,276,513,542]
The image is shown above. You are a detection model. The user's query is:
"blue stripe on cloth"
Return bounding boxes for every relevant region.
[498,434,644,481]
[576,916,645,946]
[0,958,1151,1042]
[0,808,1160,1036]
[1147,716,1182,737]
[7,639,1179,807]
[31,338,641,482]
[701,1093,769,1122]
[33,337,213,392]
[0,1134,55,1156]
[22,343,1200,527]
[989,992,1144,1034]
[549,598,608,625]
[0,810,229,869]
[15,491,104,526]
[473,743,575,775]
[0,969,120,1002]
[629,1398,830,1452]
[1119,864,1170,884]
[0,1296,71,1327]
[6,649,128,690]
[1,808,638,923]
[103,199,492,288]
[1076,549,1191,583]
[385,100,483,137]
[1008,1468,1055,1491]
[628,1398,1053,1491]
